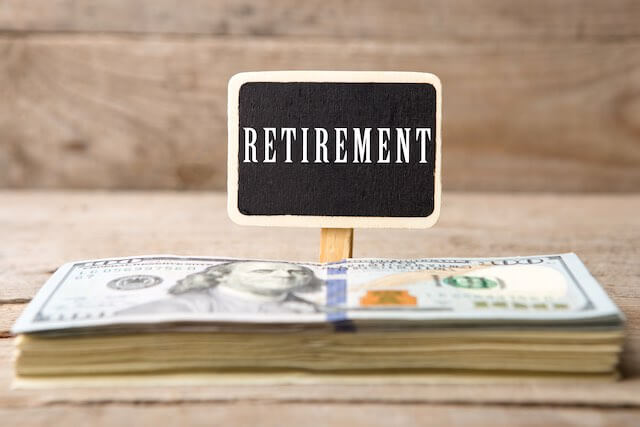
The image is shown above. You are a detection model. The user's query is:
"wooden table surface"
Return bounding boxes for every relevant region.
[1,190,639,426]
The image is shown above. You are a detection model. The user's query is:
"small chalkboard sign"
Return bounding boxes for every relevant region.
[227,71,442,228]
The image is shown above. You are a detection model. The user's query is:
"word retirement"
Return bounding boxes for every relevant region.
[242,127,433,164]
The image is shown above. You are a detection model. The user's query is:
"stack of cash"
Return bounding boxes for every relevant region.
[12,253,624,386]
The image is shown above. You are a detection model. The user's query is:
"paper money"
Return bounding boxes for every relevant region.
[12,253,625,386]
[13,253,623,333]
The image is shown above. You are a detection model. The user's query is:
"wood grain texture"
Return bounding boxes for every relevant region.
[1,191,638,305]
[1,402,639,427]
[0,36,639,192]
[0,305,22,337]
[0,190,639,410]
[0,0,639,41]
[319,228,353,262]
[1,191,640,421]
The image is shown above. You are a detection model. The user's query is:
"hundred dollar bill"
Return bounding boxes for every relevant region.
[12,253,624,334]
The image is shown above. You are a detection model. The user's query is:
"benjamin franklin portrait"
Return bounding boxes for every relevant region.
[117,261,325,315]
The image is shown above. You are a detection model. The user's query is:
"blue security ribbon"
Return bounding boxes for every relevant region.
[325,265,356,332]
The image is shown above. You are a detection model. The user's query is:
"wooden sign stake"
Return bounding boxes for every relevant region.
[320,228,353,263]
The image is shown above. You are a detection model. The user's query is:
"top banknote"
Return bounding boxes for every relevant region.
[13,254,624,334]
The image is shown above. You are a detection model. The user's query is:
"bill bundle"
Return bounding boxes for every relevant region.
[12,254,624,387]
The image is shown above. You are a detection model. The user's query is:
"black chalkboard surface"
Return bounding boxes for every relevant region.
[227,71,442,228]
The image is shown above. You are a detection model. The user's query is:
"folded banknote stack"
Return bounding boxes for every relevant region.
[12,253,624,387]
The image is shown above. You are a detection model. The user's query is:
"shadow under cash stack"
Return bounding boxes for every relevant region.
[12,254,624,387]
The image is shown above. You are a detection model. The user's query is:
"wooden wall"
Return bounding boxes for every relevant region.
[0,0,639,192]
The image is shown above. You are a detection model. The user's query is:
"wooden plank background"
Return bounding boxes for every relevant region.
[0,1,639,192]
